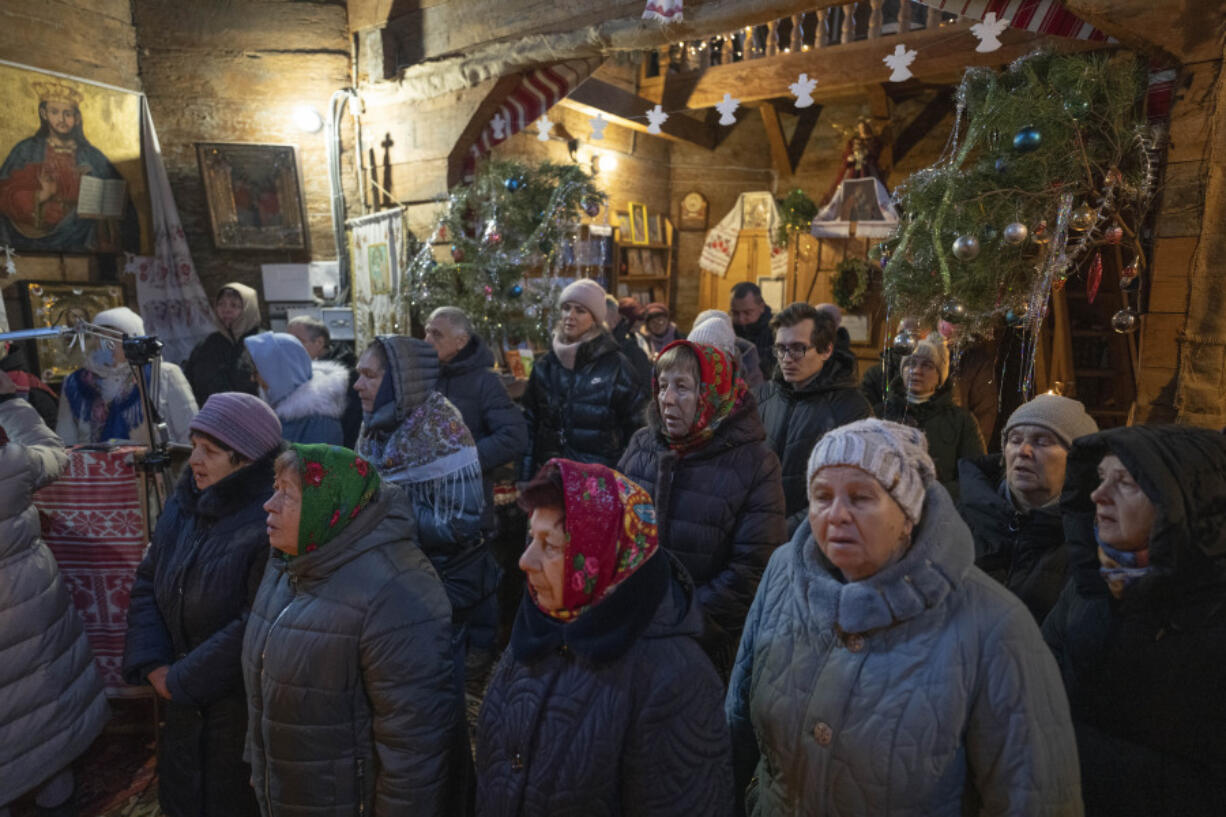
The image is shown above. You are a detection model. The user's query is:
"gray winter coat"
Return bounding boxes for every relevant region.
[241,486,465,817]
[727,482,1082,817]
[0,398,108,803]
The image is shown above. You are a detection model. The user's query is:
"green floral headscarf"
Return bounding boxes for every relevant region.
[291,443,381,557]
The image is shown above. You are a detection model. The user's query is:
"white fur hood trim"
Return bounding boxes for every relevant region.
[276,359,350,422]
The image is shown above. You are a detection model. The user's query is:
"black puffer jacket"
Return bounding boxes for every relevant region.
[437,336,529,530]
[183,329,258,406]
[875,377,985,502]
[520,331,647,479]
[754,348,873,532]
[611,320,653,387]
[242,486,465,817]
[1042,425,1226,816]
[618,394,785,675]
[476,553,732,817]
[733,307,776,382]
[958,453,1067,623]
[123,456,276,817]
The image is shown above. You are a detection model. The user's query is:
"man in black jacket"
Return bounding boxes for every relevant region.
[730,282,776,382]
[754,302,873,533]
[605,295,652,388]
[958,393,1098,623]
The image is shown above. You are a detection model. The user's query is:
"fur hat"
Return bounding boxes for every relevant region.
[1003,394,1099,448]
[557,279,607,326]
[806,418,936,523]
[902,334,950,387]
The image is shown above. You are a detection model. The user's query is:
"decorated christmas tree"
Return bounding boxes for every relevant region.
[405,159,604,345]
[877,51,1157,348]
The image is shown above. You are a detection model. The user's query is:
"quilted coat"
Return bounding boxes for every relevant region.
[520,331,648,479]
[0,397,108,805]
[436,335,530,531]
[958,453,1068,623]
[727,483,1082,817]
[1042,425,1226,816]
[242,486,466,817]
[617,393,786,676]
[122,454,276,817]
[875,378,985,502]
[754,348,873,533]
[476,553,732,817]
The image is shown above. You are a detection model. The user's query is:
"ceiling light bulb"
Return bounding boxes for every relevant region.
[292,105,324,133]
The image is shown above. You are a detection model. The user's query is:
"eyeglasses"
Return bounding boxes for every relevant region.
[772,343,815,361]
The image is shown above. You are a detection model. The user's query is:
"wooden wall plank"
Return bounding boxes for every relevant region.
[132,2,348,52]
[1155,160,1206,238]
[1139,313,1184,369]
[0,0,139,89]
[1167,60,1219,165]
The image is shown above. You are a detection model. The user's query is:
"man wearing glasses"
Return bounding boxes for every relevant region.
[754,302,873,533]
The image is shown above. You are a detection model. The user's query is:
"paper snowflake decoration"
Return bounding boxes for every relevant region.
[883,44,917,83]
[716,93,741,126]
[536,115,554,142]
[490,113,508,140]
[645,104,669,135]
[971,12,1010,53]
[789,73,818,108]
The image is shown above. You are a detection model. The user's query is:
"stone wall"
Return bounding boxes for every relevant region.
[133,0,356,305]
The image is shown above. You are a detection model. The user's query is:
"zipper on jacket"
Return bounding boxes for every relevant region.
[261,574,298,817]
[356,757,366,817]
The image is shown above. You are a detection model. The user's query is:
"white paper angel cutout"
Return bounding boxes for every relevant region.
[715,93,740,126]
[589,112,608,140]
[883,44,917,83]
[789,73,818,108]
[645,104,669,135]
[536,115,554,142]
[491,113,508,140]
[971,12,1011,53]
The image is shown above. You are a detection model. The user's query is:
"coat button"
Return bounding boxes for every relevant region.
[813,721,833,745]
[511,752,524,771]
[845,634,864,653]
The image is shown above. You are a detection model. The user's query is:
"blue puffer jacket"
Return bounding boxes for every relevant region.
[727,484,1082,817]
[476,553,732,817]
[244,332,348,446]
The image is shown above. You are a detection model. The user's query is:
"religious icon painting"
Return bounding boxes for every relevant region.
[196,143,307,250]
[0,62,150,254]
[628,202,649,245]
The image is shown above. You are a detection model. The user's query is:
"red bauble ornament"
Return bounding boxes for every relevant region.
[1086,252,1103,304]
[489,231,502,245]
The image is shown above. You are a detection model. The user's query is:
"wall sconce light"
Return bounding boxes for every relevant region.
[292,105,324,134]
[591,151,618,175]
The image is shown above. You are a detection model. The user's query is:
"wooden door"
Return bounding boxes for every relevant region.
[697,228,773,314]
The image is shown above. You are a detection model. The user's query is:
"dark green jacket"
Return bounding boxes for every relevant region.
[875,378,985,502]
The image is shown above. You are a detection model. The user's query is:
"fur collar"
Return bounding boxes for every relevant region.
[275,359,349,422]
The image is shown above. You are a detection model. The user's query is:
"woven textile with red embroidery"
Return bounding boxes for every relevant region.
[655,339,747,456]
[290,443,380,558]
[540,459,659,621]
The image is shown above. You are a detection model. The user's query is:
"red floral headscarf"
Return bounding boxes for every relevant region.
[290,443,381,558]
[654,339,747,456]
[534,459,659,621]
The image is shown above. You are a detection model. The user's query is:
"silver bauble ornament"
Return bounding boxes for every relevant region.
[1070,202,1096,231]
[940,298,968,324]
[952,234,981,261]
[1003,222,1029,245]
[1111,307,1139,334]
[891,329,919,354]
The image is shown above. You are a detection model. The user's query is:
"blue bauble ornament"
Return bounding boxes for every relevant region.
[508,283,524,298]
[505,176,524,192]
[1013,126,1042,153]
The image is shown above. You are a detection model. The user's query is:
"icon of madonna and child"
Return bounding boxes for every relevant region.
[0,80,139,254]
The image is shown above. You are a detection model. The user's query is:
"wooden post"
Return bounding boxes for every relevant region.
[926,3,941,29]
[700,38,712,69]
[842,3,856,44]
[767,19,779,55]
[898,0,911,33]
[868,0,883,39]
[814,8,828,48]
[791,13,804,51]
[724,31,736,62]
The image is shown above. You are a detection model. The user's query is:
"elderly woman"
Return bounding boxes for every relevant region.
[476,459,732,816]
[1043,425,1226,816]
[242,443,465,817]
[123,393,284,817]
[184,282,262,405]
[244,331,349,445]
[618,340,785,677]
[57,306,197,445]
[520,279,647,478]
[874,334,984,500]
[728,418,1081,816]
[1,379,107,817]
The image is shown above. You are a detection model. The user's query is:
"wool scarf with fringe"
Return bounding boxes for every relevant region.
[356,390,481,523]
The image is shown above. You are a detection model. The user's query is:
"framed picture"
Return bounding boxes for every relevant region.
[18,281,126,381]
[679,191,708,230]
[837,177,885,222]
[742,192,774,230]
[196,142,307,250]
[627,201,649,244]
[647,214,664,245]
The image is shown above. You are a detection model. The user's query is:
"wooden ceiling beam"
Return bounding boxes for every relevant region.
[681,23,1112,110]
[891,87,955,168]
[561,77,716,149]
[759,102,794,176]
[866,83,894,181]
[786,104,823,172]
[447,73,524,188]
[1062,0,1223,65]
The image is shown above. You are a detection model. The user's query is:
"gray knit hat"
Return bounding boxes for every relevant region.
[557,279,607,327]
[190,392,283,461]
[806,418,936,522]
[1002,394,1099,448]
[689,317,737,355]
